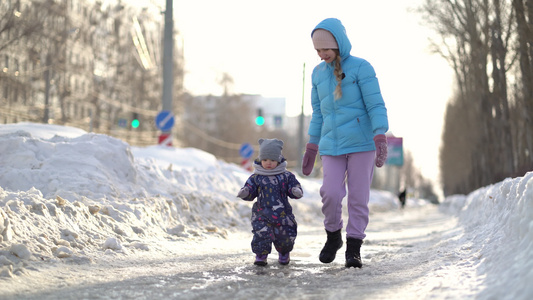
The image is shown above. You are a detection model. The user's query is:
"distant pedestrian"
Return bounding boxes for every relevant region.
[237,138,303,266]
[302,18,389,268]
[398,189,407,209]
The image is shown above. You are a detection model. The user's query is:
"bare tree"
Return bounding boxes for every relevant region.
[513,0,533,170]
[420,0,520,195]
[218,72,234,97]
[440,96,474,195]
[400,150,417,191]
[1,0,49,117]
[489,0,515,180]
[0,0,45,53]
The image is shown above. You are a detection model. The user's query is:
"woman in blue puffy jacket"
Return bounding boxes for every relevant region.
[301,18,389,268]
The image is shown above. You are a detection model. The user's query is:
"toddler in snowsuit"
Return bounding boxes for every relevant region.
[237,138,303,266]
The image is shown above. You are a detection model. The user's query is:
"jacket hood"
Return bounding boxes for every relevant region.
[311,18,352,60]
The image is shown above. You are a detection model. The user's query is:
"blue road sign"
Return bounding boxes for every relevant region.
[118,118,128,128]
[239,143,254,159]
[155,110,175,131]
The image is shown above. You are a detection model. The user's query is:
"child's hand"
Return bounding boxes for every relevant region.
[291,187,303,198]
[237,187,250,199]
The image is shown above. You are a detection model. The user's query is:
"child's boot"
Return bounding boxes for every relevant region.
[254,254,268,266]
[278,252,290,265]
[345,238,363,268]
[319,229,343,263]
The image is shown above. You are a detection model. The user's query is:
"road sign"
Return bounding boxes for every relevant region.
[155,110,175,131]
[386,137,403,166]
[239,143,254,159]
[118,118,127,128]
[158,133,172,147]
[241,158,253,172]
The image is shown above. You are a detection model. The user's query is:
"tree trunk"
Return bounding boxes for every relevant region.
[491,0,514,179]
[514,0,533,168]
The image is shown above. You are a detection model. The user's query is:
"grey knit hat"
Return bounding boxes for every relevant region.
[258,138,284,162]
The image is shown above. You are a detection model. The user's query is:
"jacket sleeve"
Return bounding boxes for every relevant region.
[357,60,389,135]
[287,173,303,199]
[241,175,259,201]
[308,67,323,143]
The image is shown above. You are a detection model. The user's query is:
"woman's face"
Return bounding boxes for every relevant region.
[316,49,337,63]
[261,159,279,170]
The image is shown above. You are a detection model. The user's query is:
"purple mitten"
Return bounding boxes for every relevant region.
[374,134,388,168]
[302,143,319,176]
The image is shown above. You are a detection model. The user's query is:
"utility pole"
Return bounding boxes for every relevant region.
[298,63,306,173]
[161,0,174,142]
[43,54,51,123]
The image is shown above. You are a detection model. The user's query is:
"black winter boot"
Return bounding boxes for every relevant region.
[319,229,343,263]
[345,238,363,268]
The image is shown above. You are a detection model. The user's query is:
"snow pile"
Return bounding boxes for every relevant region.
[0,127,252,272]
[440,173,533,299]
[0,123,398,278]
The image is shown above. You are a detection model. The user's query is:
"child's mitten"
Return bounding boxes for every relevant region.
[237,187,250,199]
[291,187,303,198]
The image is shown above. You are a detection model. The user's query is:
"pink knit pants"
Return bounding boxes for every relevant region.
[320,151,375,240]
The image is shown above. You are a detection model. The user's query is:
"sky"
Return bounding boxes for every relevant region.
[0,123,531,299]
[165,0,455,184]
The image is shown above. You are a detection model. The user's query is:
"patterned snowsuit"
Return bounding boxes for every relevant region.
[240,161,302,255]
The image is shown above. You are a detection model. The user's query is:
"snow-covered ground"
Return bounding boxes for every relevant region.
[0,123,531,299]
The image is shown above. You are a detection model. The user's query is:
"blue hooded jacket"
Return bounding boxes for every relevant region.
[308,18,389,156]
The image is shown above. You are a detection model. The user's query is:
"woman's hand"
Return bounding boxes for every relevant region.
[374,135,388,168]
[302,143,319,175]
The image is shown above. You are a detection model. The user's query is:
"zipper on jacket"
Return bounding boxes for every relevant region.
[331,73,338,154]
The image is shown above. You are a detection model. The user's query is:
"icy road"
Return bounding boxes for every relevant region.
[2,205,481,300]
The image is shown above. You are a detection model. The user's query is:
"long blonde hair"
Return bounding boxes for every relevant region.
[333,49,343,100]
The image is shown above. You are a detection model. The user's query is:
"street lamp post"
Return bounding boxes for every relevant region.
[161,0,174,136]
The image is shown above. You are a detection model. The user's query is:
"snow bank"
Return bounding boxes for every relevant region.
[0,125,253,276]
[440,172,533,299]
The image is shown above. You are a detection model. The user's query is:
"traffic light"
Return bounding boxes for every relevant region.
[255,108,265,126]
[131,112,140,128]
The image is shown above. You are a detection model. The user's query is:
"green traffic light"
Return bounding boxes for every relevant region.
[131,119,140,128]
[255,116,265,126]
